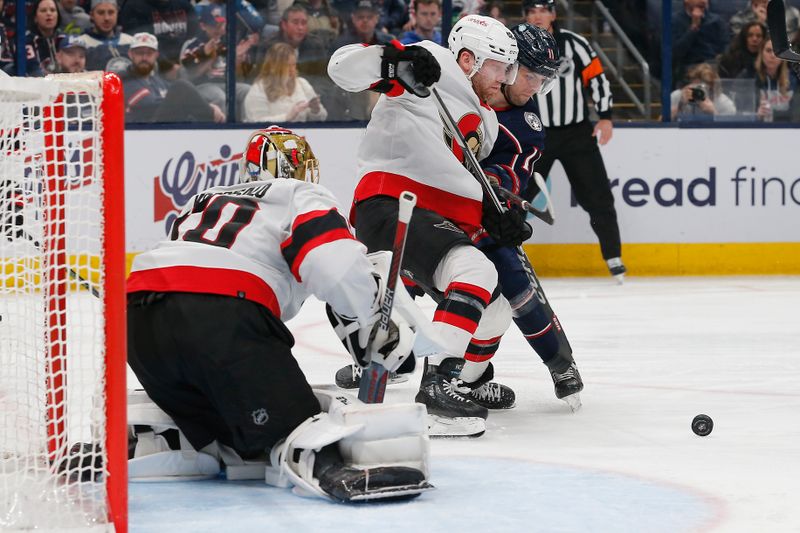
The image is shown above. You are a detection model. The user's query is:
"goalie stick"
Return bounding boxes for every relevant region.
[768,0,800,62]
[358,191,417,404]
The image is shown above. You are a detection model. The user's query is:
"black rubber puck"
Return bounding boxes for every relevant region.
[692,414,713,436]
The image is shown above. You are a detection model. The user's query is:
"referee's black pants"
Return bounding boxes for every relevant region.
[534,120,622,261]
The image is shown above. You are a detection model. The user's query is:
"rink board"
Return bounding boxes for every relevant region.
[123,127,800,275]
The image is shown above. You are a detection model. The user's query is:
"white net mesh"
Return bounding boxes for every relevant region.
[0,73,114,531]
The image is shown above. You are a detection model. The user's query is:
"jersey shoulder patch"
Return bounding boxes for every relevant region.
[524,112,543,131]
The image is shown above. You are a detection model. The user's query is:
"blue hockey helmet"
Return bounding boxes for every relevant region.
[510,23,559,95]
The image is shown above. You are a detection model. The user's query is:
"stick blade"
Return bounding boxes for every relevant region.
[357,361,389,403]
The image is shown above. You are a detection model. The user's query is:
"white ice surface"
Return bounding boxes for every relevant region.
[128,276,800,533]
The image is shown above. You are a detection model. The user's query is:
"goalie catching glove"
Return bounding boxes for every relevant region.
[374,40,441,98]
[326,263,415,373]
[481,185,533,247]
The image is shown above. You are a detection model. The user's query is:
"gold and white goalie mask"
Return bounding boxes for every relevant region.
[240,126,320,183]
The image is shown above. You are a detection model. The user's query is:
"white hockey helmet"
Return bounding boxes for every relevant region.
[448,15,519,82]
[240,125,319,183]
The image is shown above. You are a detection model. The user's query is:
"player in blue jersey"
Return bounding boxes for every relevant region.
[480,23,584,410]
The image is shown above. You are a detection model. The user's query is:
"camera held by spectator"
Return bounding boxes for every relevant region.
[671,63,736,120]
[689,83,707,102]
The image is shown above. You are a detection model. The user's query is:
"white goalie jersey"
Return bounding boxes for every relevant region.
[127,179,377,323]
[327,40,499,234]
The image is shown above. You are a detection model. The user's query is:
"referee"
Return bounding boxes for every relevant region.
[525,0,626,282]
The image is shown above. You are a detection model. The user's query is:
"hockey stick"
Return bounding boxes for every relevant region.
[768,0,800,61]
[1,226,101,298]
[358,191,417,404]
[430,87,552,301]
[496,175,555,225]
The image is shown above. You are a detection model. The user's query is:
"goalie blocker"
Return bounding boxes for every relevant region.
[128,389,433,502]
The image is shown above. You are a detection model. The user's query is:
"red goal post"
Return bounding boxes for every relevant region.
[0,71,126,532]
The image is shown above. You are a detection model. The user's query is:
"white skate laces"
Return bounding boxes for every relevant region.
[443,379,471,401]
[472,382,502,402]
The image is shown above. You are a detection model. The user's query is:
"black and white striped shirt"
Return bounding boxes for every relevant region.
[534,27,613,127]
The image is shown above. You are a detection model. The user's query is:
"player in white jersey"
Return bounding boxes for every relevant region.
[327,15,532,437]
[126,126,432,502]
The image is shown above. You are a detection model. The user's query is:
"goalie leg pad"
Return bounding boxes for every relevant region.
[127,390,221,481]
[266,389,432,501]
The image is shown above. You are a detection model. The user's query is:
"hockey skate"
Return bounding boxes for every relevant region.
[465,381,516,410]
[334,364,410,389]
[606,257,627,284]
[551,361,583,412]
[415,358,488,438]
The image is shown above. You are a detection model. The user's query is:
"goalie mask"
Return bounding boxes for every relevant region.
[240,126,320,183]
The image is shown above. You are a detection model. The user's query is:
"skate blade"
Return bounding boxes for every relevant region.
[613,273,625,285]
[388,373,410,385]
[335,372,409,390]
[561,393,582,412]
[348,481,435,501]
[427,415,486,438]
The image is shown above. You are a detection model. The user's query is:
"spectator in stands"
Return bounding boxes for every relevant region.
[242,4,335,121]
[242,41,327,122]
[718,20,765,79]
[180,5,250,119]
[196,0,265,40]
[373,0,408,34]
[262,0,295,28]
[55,33,87,72]
[331,0,393,49]
[242,5,328,88]
[79,0,134,72]
[481,1,505,25]
[749,37,800,121]
[58,0,91,34]
[0,0,14,74]
[671,62,736,120]
[671,0,728,84]
[325,0,392,120]
[123,32,225,123]
[399,0,440,44]
[26,0,63,76]
[119,0,199,78]
[731,0,800,41]
[300,0,341,47]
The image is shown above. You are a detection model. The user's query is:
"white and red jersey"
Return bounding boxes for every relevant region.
[327,40,498,234]
[127,179,378,323]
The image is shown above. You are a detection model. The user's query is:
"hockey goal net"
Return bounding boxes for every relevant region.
[0,72,126,532]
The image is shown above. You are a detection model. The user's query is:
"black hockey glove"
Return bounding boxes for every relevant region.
[483,164,511,190]
[481,189,533,247]
[375,41,441,98]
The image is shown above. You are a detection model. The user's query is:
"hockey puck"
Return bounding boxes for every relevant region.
[692,414,713,436]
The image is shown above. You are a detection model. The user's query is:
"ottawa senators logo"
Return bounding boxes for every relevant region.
[442,111,483,164]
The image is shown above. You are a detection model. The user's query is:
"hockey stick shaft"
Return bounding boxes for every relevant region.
[430,87,552,306]
[431,88,554,225]
[496,179,554,225]
[358,191,417,403]
[2,227,101,298]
